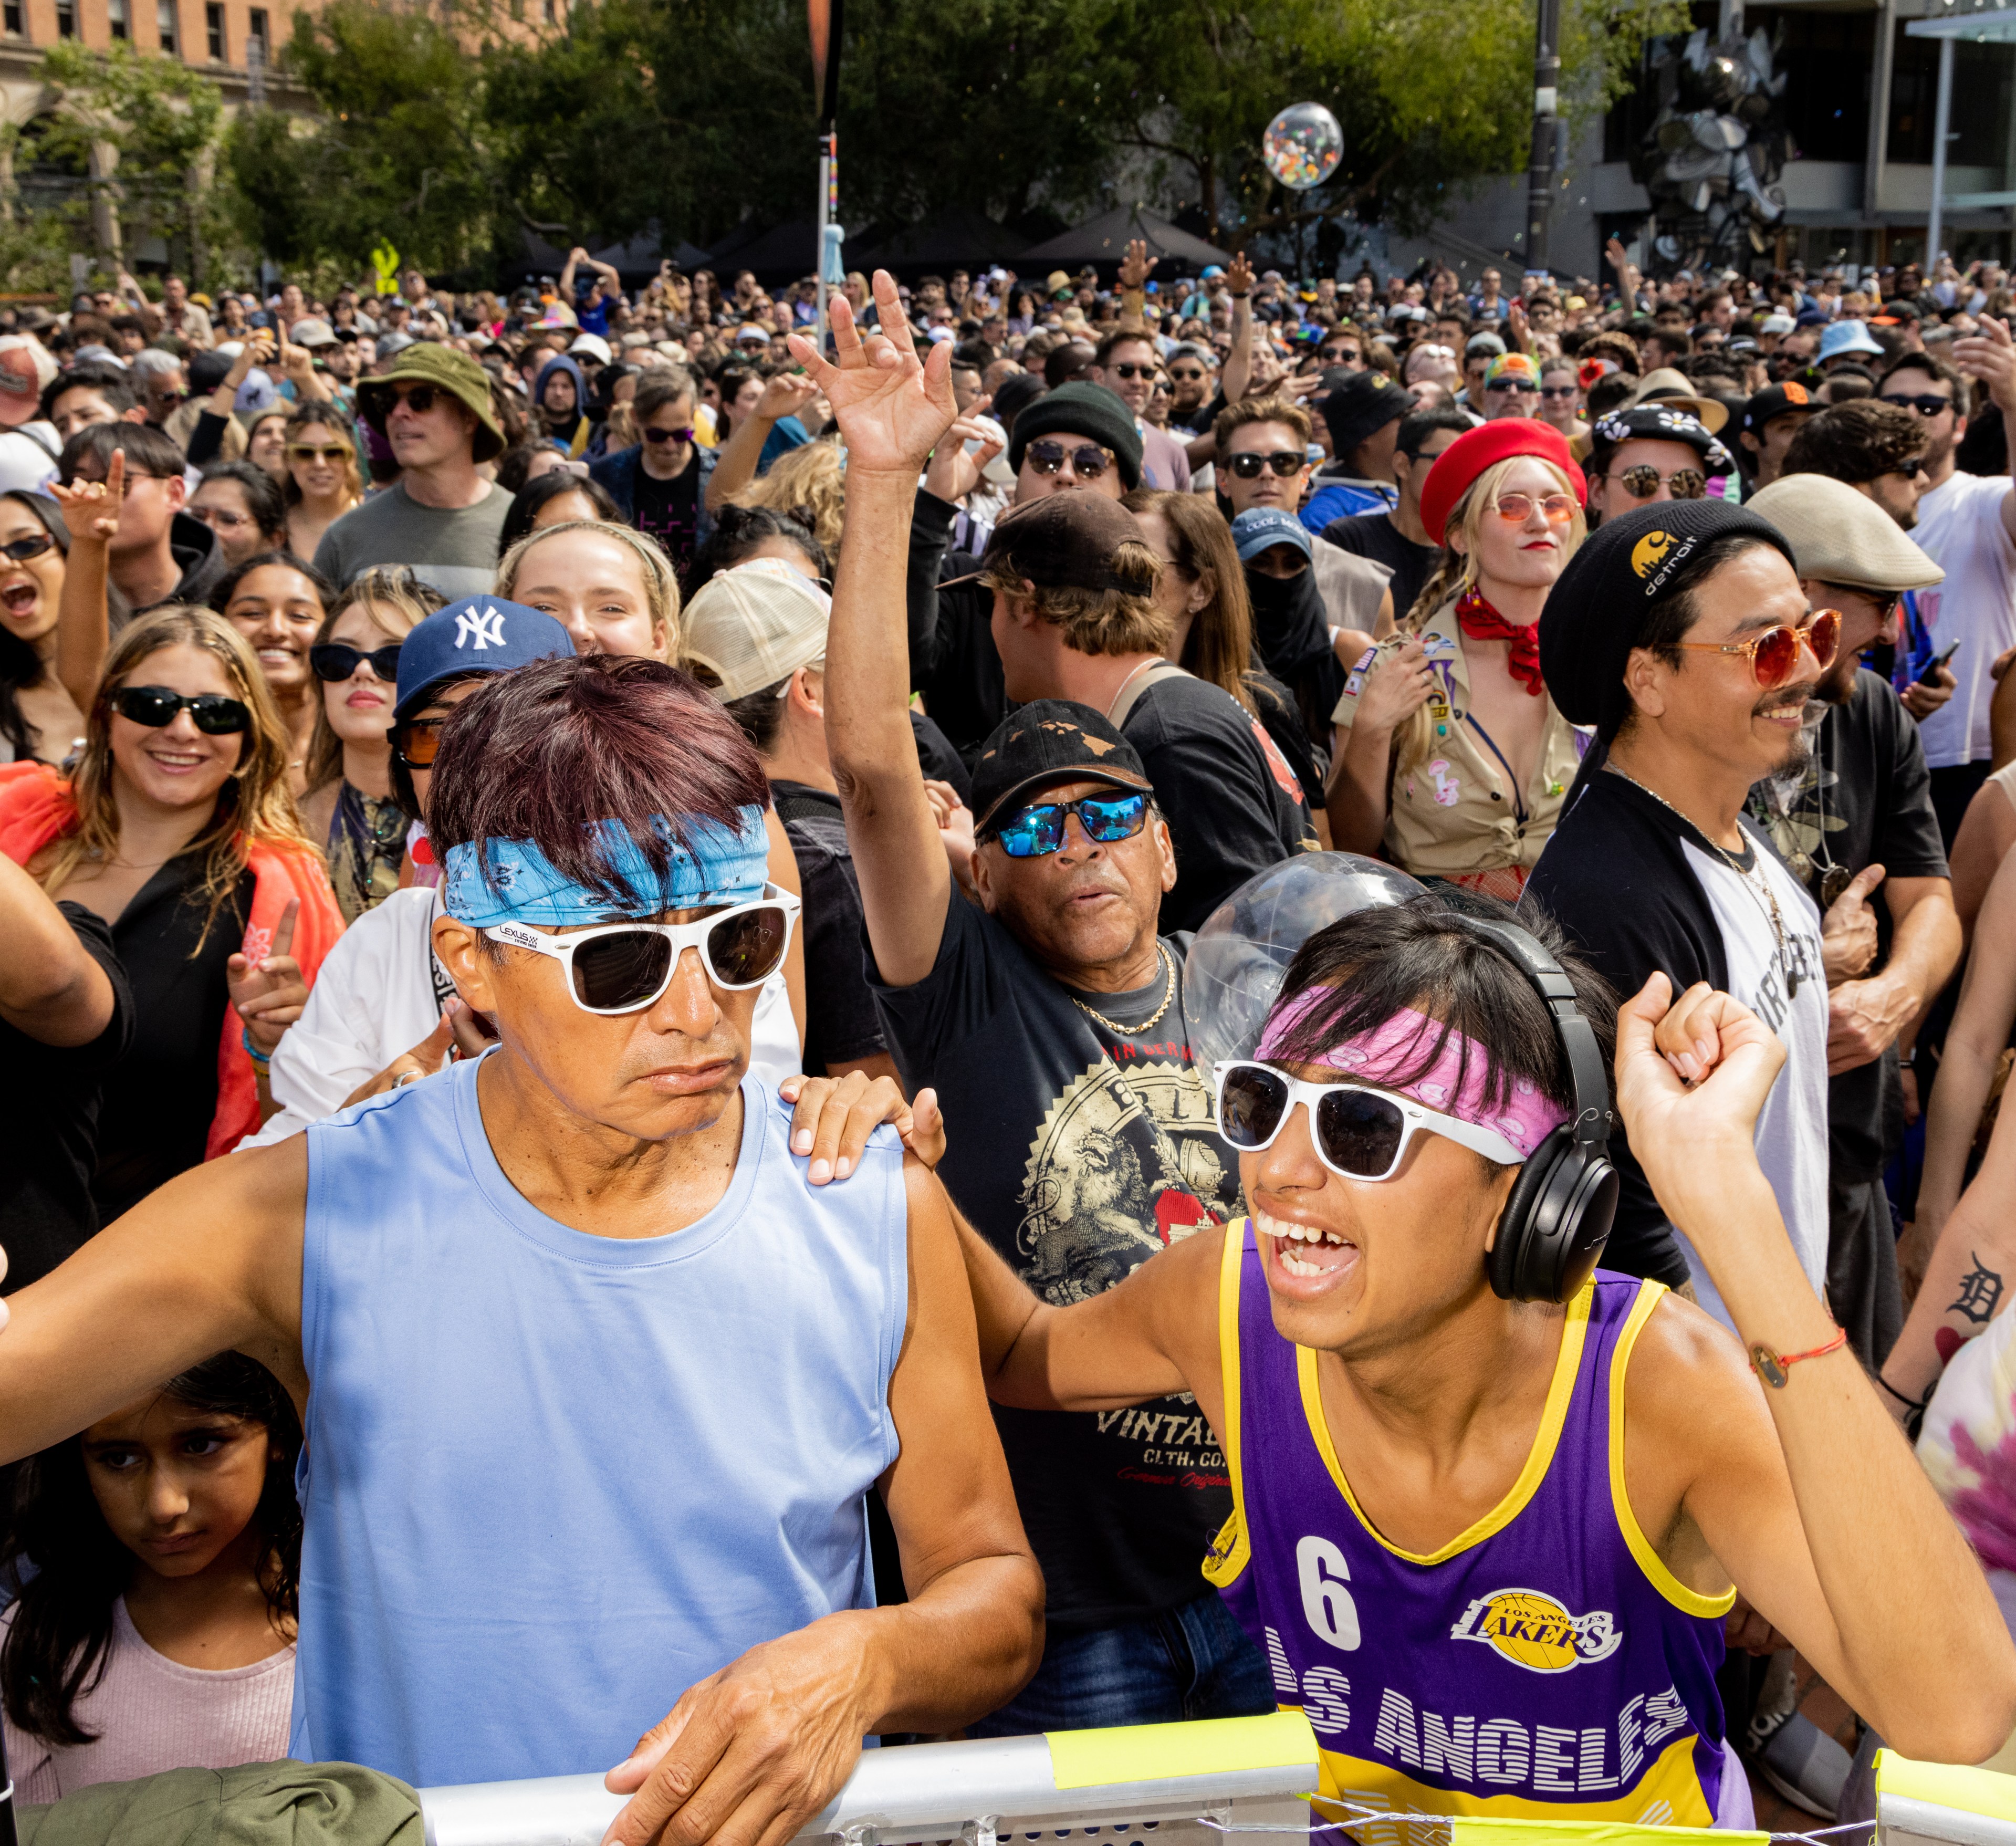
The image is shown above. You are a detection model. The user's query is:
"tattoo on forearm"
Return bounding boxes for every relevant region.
[1950,1254,2005,1324]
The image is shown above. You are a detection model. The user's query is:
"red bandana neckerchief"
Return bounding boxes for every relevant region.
[1455,586,1544,697]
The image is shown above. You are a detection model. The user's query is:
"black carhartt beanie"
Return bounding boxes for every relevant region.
[1538,499,1798,742]
[1007,381,1145,490]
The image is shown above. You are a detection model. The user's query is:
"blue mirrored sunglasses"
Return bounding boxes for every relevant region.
[991,792,1149,858]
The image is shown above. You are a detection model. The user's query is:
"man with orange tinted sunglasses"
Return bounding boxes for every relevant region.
[1527,500,1834,1336]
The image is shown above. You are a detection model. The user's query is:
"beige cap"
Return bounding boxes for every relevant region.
[1749,472,1945,592]
[1628,367,1729,435]
[683,562,830,702]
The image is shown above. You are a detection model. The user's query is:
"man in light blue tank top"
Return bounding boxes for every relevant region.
[0,653,1043,1842]
[946,896,2016,1828]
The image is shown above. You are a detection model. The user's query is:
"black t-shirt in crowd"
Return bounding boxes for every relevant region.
[92,854,247,1224]
[771,780,886,1076]
[1745,669,1949,1180]
[908,488,1008,761]
[0,902,132,1292]
[630,458,702,571]
[1322,509,1439,623]
[908,708,973,807]
[870,887,1244,1633]
[1123,673,1317,934]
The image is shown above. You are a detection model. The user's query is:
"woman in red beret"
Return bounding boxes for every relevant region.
[1325,419,1589,900]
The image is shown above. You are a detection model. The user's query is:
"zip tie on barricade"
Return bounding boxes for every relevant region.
[1195,1804,1877,1844]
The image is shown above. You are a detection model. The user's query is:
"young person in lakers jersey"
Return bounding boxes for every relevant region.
[955,894,2016,1830]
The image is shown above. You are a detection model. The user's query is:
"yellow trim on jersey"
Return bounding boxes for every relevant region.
[1607,1281,1737,1619]
[1295,1280,1593,1566]
[1203,1218,1253,1591]
[1311,1729,1718,1831]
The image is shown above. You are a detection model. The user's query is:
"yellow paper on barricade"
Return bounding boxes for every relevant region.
[1046,1710,1318,1789]
[1876,1748,2016,1821]
[1448,1819,1763,1845]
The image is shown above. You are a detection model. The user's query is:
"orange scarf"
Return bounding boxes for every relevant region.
[0,760,343,1159]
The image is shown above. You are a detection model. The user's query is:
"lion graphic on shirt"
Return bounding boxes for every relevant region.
[1016,1060,1240,1305]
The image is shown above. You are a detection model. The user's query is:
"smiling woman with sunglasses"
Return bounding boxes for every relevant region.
[1330,420,1589,900]
[0,491,85,766]
[300,567,445,923]
[0,607,341,1218]
[280,405,364,567]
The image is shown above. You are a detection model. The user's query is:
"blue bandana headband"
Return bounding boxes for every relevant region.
[442,805,770,927]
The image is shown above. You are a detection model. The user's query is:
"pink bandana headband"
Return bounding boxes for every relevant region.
[1255,995,1569,1162]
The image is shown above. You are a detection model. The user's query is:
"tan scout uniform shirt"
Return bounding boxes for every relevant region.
[1332,601,1588,881]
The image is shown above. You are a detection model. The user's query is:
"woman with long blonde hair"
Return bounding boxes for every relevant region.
[728,439,844,561]
[0,608,343,1214]
[494,519,682,663]
[280,404,365,565]
[1326,422,1589,899]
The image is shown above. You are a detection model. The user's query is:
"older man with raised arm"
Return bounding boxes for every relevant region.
[796,272,1277,1733]
[0,652,1041,1845]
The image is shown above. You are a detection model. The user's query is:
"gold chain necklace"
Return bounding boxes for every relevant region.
[1071,943,1176,1036]
[1608,766,1799,997]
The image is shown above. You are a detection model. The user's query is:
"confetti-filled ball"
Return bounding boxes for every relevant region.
[1262,102,1343,192]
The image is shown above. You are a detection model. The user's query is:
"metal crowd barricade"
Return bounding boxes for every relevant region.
[418,1718,2016,1846]
[1875,1750,2016,1846]
[420,1711,1320,1846]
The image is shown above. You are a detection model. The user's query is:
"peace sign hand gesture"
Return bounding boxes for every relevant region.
[229,896,308,1057]
[785,269,955,477]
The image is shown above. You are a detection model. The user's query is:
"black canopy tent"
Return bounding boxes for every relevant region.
[849,205,1028,274]
[1017,204,1232,275]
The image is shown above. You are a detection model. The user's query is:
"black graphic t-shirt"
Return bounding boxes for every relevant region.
[631,458,702,571]
[1745,669,1949,1180]
[870,887,1240,1632]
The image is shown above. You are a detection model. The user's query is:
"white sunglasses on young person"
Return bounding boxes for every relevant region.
[1213,1060,1526,1181]
[483,887,801,1014]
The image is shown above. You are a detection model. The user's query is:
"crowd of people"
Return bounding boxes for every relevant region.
[0,235,2012,1842]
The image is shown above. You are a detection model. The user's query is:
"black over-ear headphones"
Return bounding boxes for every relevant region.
[1449,916,1620,1304]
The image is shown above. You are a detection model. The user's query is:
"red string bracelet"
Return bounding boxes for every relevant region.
[1749,1326,1848,1389]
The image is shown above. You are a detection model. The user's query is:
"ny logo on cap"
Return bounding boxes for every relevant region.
[455,603,507,651]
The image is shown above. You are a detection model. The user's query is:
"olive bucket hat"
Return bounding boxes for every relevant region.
[356,342,506,463]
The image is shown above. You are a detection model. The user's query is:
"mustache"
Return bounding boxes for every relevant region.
[1752,682,1819,718]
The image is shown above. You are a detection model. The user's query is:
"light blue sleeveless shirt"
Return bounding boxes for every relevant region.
[290,1055,907,1787]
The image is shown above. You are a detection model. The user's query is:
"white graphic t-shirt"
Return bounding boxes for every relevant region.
[1910,470,2016,770]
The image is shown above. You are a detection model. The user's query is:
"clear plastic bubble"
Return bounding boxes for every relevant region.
[1262,103,1344,193]
[1186,853,1425,1070]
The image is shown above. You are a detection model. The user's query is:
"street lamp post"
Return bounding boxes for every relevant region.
[1524,0,1563,277]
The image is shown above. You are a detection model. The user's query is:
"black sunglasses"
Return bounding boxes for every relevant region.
[0,532,57,562]
[1879,392,1951,418]
[387,383,440,414]
[642,425,695,444]
[1025,439,1112,478]
[112,685,250,735]
[1109,362,1155,380]
[311,641,402,683]
[1228,450,1305,479]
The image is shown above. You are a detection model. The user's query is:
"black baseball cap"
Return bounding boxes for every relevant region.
[1741,380,1819,434]
[970,701,1156,837]
[973,493,1156,594]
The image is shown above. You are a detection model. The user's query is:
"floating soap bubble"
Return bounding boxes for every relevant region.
[1262,102,1344,192]
[1186,854,1425,1070]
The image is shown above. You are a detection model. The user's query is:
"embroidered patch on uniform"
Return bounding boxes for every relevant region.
[1426,759,1461,807]
[1449,1588,1623,1673]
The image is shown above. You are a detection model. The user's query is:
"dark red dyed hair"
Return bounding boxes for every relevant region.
[426,654,770,907]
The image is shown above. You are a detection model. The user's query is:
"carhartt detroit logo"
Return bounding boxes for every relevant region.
[1449,1589,1622,1674]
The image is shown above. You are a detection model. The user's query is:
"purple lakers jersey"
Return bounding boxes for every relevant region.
[1204,1221,1734,1828]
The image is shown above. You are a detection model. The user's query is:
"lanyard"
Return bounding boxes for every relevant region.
[1463,713,1530,829]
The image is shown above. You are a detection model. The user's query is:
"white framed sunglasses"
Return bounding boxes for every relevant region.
[1212,1060,1526,1181]
[483,887,801,1014]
